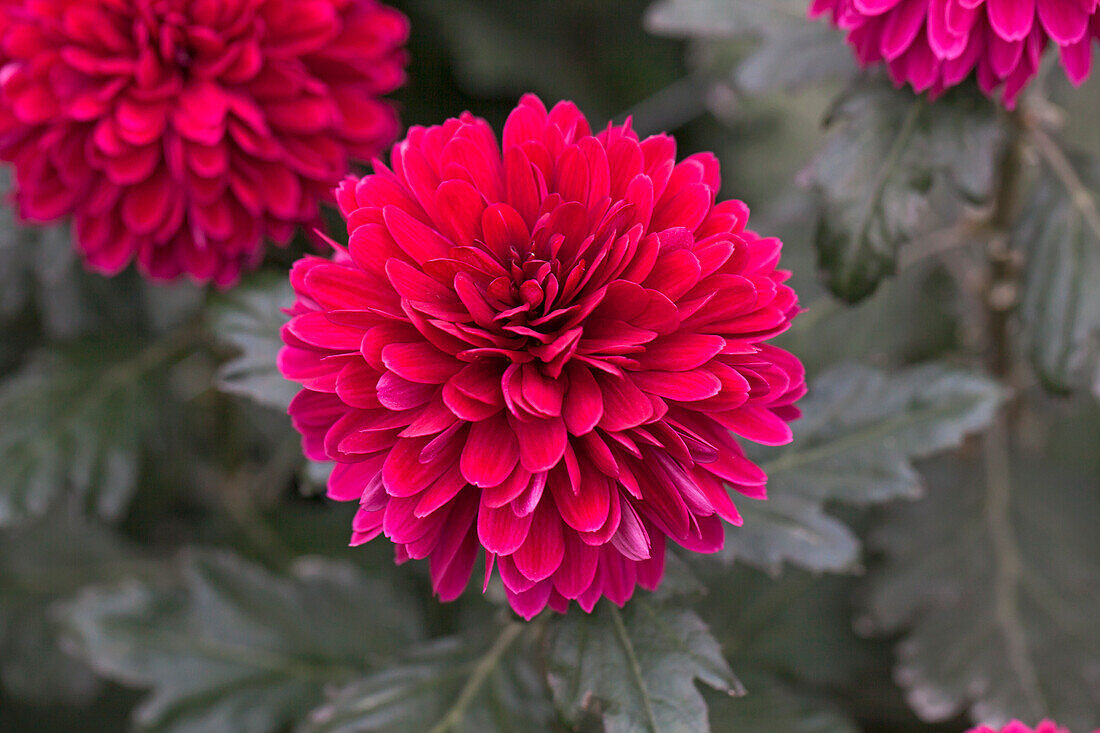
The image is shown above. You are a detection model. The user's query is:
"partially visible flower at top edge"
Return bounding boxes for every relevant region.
[0,0,409,286]
[279,93,806,620]
[810,0,1100,108]
[966,720,1099,733]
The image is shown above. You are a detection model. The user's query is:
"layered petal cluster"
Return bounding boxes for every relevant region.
[281,95,805,619]
[966,721,1094,733]
[0,0,408,285]
[810,0,1100,107]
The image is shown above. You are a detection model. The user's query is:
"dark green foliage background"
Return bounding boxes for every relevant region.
[1,1,1098,732]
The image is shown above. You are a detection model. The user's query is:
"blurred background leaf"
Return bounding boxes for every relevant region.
[645,0,855,95]
[1017,144,1100,395]
[723,362,1003,573]
[61,550,426,733]
[209,272,299,412]
[0,514,154,705]
[806,81,1005,302]
[0,334,189,526]
[860,450,1100,730]
[645,0,805,38]
[302,622,553,733]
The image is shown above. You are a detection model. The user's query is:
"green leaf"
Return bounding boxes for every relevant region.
[811,87,925,302]
[209,272,298,411]
[61,550,425,733]
[923,88,1010,204]
[645,0,855,94]
[546,597,740,733]
[302,623,552,733]
[721,495,860,574]
[734,24,855,93]
[1017,146,1100,394]
[0,335,182,526]
[723,363,1003,572]
[0,514,150,704]
[808,80,1005,301]
[861,453,1100,729]
[764,362,1004,502]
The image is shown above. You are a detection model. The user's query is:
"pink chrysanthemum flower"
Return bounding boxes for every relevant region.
[966,720,1094,733]
[810,0,1100,107]
[0,0,408,285]
[280,94,805,619]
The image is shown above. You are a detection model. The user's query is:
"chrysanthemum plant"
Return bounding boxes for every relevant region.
[0,1,1097,732]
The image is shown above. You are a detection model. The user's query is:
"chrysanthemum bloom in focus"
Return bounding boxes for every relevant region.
[966,720,1091,733]
[280,94,805,619]
[0,0,408,285]
[810,0,1100,107]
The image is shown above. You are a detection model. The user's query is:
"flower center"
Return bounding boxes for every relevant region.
[134,2,197,78]
[507,253,557,316]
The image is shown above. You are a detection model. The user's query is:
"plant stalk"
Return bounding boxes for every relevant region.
[976,109,1047,719]
[427,621,526,733]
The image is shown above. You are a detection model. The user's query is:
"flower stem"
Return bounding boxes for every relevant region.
[976,109,1047,719]
[985,109,1023,379]
[1027,122,1100,242]
[427,621,526,733]
[981,413,1046,718]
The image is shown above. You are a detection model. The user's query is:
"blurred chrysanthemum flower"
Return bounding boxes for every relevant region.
[280,94,806,619]
[810,0,1100,107]
[0,0,408,285]
[966,720,1094,733]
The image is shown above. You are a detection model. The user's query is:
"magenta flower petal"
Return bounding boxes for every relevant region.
[1038,0,1091,44]
[461,415,520,487]
[0,0,409,285]
[812,0,1100,106]
[281,95,806,618]
[1061,35,1096,82]
[987,0,1037,41]
[477,499,534,556]
[882,0,933,59]
[513,500,567,582]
